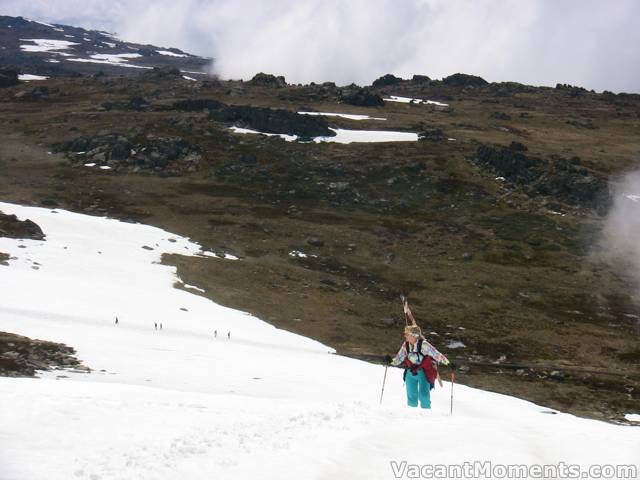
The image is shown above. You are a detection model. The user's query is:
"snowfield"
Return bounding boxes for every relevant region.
[19,38,79,53]
[0,202,638,480]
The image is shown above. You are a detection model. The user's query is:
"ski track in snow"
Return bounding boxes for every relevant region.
[0,202,638,480]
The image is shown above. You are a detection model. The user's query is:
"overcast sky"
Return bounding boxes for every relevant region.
[2,0,639,92]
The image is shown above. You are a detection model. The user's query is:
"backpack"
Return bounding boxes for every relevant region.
[402,339,438,388]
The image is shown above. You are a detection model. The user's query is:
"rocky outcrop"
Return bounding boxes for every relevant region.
[209,105,335,138]
[411,74,431,84]
[0,68,19,88]
[372,74,403,87]
[474,144,609,211]
[340,88,384,107]
[55,133,202,173]
[443,73,488,87]
[0,212,45,240]
[249,72,287,87]
[0,331,86,377]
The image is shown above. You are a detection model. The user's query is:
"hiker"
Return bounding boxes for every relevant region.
[214,330,217,338]
[154,323,157,330]
[227,331,231,339]
[385,325,449,409]
[160,323,163,330]
[115,317,119,325]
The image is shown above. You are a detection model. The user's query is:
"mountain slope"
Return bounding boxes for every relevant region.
[0,202,638,480]
[0,16,211,78]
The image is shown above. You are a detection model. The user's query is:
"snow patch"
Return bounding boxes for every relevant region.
[625,413,640,422]
[18,74,49,81]
[383,95,449,107]
[298,111,386,121]
[446,341,466,349]
[182,75,197,81]
[230,127,419,144]
[20,38,79,53]
[157,50,187,57]
[184,284,205,293]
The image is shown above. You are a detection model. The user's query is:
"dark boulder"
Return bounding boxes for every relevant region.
[443,73,488,87]
[0,213,45,240]
[210,105,335,138]
[418,128,446,142]
[341,88,384,107]
[249,72,287,87]
[109,143,130,161]
[372,74,403,87]
[0,69,19,88]
[411,74,431,83]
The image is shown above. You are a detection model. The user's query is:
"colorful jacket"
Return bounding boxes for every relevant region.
[390,338,449,368]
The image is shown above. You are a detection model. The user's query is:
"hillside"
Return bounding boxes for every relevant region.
[0,15,639,426]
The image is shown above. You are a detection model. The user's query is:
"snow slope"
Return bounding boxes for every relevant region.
[0,202,638,480]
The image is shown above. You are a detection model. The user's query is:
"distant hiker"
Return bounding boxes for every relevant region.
[154,323,157,330]
[115,317,119,325]
[385,325,450,409]
[214,330,217,338]
[160,323,163,330]
[227,331,231,340]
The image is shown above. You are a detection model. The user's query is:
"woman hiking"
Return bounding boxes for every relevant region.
[385,324,450,409]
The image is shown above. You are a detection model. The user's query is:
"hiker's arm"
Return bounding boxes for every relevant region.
[390,344,407,367]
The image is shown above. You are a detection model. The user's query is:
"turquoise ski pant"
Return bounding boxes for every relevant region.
[405,369,431,409]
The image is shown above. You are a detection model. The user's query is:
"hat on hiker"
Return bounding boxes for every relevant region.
[404,325,422,338]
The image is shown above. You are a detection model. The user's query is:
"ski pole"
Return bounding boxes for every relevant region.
[450,371,455,415]
[380,365,389,405]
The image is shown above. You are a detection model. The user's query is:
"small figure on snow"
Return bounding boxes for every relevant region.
[115,317,119,325]
[214,330,217,338]
[227,331,231,340]
[160,323,163,330]
[154,322,157,330]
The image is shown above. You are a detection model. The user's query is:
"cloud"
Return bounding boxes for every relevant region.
[601,171,640,309]
[2,0,639,91]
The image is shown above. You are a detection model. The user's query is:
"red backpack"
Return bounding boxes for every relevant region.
[402,339,438,386]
